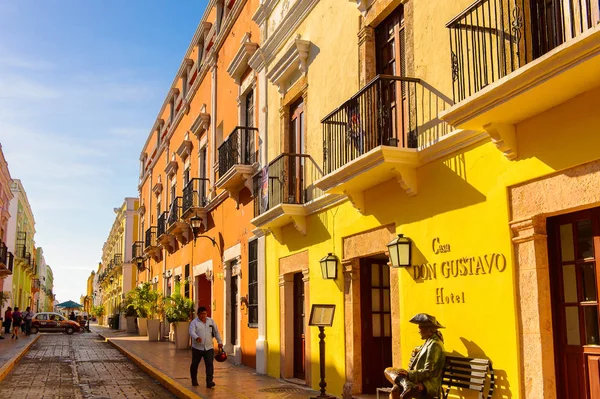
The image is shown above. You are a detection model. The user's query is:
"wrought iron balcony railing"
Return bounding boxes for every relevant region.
[113,253,122,266]
[32,278,41,289]
[15,231,26,258]
[183,178,209,214]
[321,75,424,175]
[0,241,7,265]
[132,241,144,259]
[447,0,600,102]
[253,153,322,216]
[218,126,259,178]
[6,252,13,273]
[168,197,183,227]
[145,226,158,249]
[157,211,168,238]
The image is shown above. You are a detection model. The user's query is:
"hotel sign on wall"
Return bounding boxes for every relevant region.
[412,237,508,305]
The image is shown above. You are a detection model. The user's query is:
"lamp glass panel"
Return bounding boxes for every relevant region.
[399,242,410,266]
[388,245,400,267]
[320,261,327,279]
[327,260,337,278]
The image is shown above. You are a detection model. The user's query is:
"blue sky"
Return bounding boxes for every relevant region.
[0,0,208,303]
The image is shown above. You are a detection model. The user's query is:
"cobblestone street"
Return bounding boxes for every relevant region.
[0,333,175,398]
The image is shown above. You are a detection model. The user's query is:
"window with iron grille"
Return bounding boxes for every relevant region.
[248,239,258,327]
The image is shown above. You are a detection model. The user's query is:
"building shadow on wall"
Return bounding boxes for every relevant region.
[366,149,487,225]
[442,337,512,399]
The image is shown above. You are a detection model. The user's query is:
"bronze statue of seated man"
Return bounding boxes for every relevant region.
[384,313,445,399]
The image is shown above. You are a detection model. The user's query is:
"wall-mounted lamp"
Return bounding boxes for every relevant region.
[387,234,412,268]
[109,277,114,284]
[319,253,338,280]
[188,215,217,246]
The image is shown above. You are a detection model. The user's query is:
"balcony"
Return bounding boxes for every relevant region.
[0,242,13,277]
[441,0,600,159]
[216,126,259,207]
[32,278,41,293]
[144,226,162,262]
[316,75,421,213]
[182,178,210,231]
[132,241,146,271]
[157,210,177,253]
[113,253,123,268]
[167,196,193,244]
[251,153,323,240]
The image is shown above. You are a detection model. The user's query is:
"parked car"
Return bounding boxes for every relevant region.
[31,312,82,335]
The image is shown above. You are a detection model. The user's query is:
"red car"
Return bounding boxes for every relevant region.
[30,312,81,335]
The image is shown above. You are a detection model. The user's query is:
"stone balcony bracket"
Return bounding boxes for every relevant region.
[215,163,258,209]
[315,146,418,214]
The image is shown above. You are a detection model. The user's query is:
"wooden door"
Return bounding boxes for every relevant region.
[361,258,393,393]
[531,0,564,58]
[244,89,255,164]
[231,274,238,346]
[293,272,306,380]
[375,6,407,148]
[196,275,212,317]
[548,208,600,399]
[288,99,304,204]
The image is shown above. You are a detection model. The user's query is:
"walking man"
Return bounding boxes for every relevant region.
[189,306,223,388]
[23,307,34,336]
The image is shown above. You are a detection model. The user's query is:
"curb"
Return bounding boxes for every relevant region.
[0,334,40,381]
[99,333,206,399]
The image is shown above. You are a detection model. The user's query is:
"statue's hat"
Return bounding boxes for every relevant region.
[409,313,444,329]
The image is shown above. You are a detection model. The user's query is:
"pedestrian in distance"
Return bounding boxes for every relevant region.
[23,307,34,336]
[11,307,22,340]
[3,306,12,335]
[69,311,76,321]
[188,306,223,388]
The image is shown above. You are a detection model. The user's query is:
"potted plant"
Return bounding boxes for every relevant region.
[145,289,163,342]
[92,305,105,326]
[164,281,195,349]
[123,293,137,334]
[130,283,150,336]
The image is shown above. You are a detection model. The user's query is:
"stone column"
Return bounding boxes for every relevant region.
[343,259,362,399]
[279,273,294,378]
[511,216,557,399]
[358,25,376,88]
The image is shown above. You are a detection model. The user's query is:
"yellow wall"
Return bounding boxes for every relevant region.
[262,0,600,396]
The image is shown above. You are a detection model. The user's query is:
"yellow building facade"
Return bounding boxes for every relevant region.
[97,197,139,326]
[252,1,600,398]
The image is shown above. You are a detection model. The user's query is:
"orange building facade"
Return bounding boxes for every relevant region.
[136,0,262,369]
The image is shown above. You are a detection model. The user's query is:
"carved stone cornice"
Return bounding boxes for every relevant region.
[227,33,259,84]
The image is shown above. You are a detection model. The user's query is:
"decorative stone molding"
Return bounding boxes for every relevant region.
[417,129,489,164]
[164,159,178,179]
[484,123,517,160]
[266,36,311,94]
[190,109,211,139]
[176,137,193,161]
[250,0,319,72]
[152,180,163,196]
[227,33,259,84]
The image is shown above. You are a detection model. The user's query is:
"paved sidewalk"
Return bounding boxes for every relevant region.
[92,324,327,399]
[0,330,40,380]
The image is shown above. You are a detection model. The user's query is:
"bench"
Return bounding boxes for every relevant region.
[441,356,494,399]
[377,355,494,399]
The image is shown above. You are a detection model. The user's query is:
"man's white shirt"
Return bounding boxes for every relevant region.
[188,317,223,351]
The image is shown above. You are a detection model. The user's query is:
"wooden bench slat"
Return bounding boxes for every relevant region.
[445,363,490,372]
[445,381,485,391]
[443,375,486,385]
[444,369,488,378]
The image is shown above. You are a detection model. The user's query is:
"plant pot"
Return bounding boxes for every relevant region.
[169,322,175,342]
[174,321,190,350]
[138,317,148,336]
[126,317,137,334]
[147,319,161,341]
